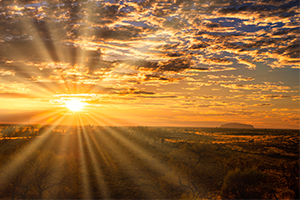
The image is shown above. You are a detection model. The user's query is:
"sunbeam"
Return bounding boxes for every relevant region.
[75,116,92,199]
[0,0,299,199]
[0,118,66,188]
[78,117,109,198]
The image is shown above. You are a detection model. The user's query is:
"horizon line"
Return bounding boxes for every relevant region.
[0,122,299,130]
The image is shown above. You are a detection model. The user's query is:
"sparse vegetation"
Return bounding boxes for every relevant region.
[0,125,298,199]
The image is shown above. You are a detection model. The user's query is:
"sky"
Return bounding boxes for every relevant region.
[0,0,299,129]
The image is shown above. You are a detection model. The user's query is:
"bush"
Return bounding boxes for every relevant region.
[221,168,273,199]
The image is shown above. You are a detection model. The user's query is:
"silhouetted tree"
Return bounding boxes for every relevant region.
[27,150,66,198]
[187,143,213,165]
[0,154,33,199]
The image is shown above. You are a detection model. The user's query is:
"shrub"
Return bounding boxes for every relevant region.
[221,168,273,199]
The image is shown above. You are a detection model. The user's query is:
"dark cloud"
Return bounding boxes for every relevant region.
[217,0,299,15]
[203,57,232,65]
[274,40,300,58]
[1,0,297,72]
[0,0,298,97]
[115,89,155,95]
[0,0,298,129]
[166,52,184,57]
[264,94,291,99]
[94,26,142,40]
[189,43,209,50]
[139,95,177,99]
[143,74,182,82]
[121,60,159,70]
[158,58,191,72]
[156,43,180,51]
[163,17,187,29]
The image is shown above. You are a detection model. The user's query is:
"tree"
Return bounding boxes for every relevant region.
[187,143,214,165]
[0,154,33,199]
[221,168,273,199]
[2,126,15,138]
[27,150,66,199]
[53,153,83,199]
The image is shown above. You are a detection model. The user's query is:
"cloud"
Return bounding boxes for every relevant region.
[237,58,256,70]
[220,83,291,91]
[158,58,191,72]
[251,103,273,107]
[93,26,143,40]
[114,88,155,95]
[245,93,299,101]
[263,94,293,99]
[0,0,298,128]
[1,0,297,75]
[202,57,233,65]
[119,60,159,71]
[0,83,31,94]
[196,95,221,100]
[0,69,15,76]
[204,74,255,85]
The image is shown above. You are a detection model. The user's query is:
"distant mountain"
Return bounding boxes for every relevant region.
[220,123,254,129]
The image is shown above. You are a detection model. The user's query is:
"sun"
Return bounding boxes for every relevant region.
[65,99,84,112]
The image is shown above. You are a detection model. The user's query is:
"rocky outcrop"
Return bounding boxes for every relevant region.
[220,123,254,129]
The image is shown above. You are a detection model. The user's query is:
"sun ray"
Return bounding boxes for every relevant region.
[75,116,92,199]
[102,126,194,191]
[78,117,110,198]
[0,0,299,199]
[103,127,163,197]
[85,112,191,195]
[0,118,65,188]
[80,113,167,197]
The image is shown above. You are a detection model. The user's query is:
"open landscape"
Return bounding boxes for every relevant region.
[0,124,298,199]
[0,0,299,199]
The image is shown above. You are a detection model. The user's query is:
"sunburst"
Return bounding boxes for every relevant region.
[65,99,85,112]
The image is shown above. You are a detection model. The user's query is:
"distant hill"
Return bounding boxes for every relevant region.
[220,123,254,129]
